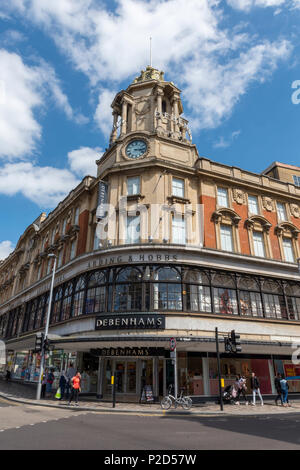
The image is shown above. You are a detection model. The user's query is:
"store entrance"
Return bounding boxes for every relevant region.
[102,357,161,402]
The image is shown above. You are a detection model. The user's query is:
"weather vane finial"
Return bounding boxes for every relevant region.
[150,36,152,67]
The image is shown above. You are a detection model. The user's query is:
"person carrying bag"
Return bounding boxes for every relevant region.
[68,372,81,406]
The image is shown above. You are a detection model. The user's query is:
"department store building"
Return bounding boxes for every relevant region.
[0,66,300,402]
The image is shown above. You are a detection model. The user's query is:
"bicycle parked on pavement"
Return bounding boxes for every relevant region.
[160,386,193,410]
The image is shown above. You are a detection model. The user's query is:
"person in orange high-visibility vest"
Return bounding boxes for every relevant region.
[68,372,81,406]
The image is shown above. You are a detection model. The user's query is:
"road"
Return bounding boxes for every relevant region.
[0,397,300,450]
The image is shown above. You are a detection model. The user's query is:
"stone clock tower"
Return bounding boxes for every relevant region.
[96,65,199,176]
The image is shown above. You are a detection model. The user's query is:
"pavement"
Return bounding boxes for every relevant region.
[1,378,300,416]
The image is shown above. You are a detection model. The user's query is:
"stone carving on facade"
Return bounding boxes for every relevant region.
[134,98,151,116]
[290,203,300,218]
[262,196,274,212]
[232,188,246,205]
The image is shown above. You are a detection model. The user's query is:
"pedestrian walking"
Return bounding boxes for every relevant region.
[68,372,81,406]
[274,373,283,406]
[236,374,249,405]
[41,368,48,398]
[46,369,55,398]
[66,362,76,400]
[59,371,67,400]
[250,372,264,406]
[280,376,289,407]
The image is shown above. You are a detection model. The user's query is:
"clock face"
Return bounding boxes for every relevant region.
[125,139,147,159]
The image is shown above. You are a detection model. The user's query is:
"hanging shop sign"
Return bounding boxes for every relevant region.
[95,314,165,330]
[91,347,166,357]
[96,181,109,219]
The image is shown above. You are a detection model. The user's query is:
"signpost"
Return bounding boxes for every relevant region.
[170,338,178,398]
[215,328,224,411]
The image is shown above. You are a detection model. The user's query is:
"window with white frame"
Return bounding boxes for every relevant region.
[248,195,259,215]
[277,202,287,222]
[58,249,63,268]
[51,229,55,245]
[172,178,184,198]
[46,258,52,275]
[293,175,300,187]
[74,207,80,225]
[253,231,265,257]
[62,218,67,234]
[126,215,140,244]
[70,240,76,260]
[283,237,295,262]
[220,224,233,252]
[172,216,186,244]
[93,227,101,250]
[217,188,229,208]
[127,176,140,195]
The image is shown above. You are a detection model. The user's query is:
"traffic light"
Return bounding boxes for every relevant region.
[44,337,50,353]
[224,337,233,353]
[34,332,44,353]
[231,330,242,353]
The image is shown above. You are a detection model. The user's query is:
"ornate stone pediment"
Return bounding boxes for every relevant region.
[275,222,300,238]
[212,208,241,226]
[245,215,272,232]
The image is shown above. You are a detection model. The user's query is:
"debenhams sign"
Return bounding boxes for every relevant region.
[95,314,165,330]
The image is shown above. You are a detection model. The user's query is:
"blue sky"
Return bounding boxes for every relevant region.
[0,0,300,258]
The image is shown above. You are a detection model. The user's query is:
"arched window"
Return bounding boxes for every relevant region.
[153,267,182,311]
[212,272,238,315]
[245,215,272,258]
[51,287,63,324]
[184,270,211,312]
[212,208,241,253]
[61,282,74,321]
[114,267,142,312]
[73,276,86,317]
[86,271,107,314]
[275,222,299,263]
[237,275,263,317]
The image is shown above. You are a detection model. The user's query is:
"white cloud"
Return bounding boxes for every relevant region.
[0,49,42,159]
[68,146,102,177]
[214,130,241,148]
[0,49,87,160]
[0,0,293,132]
[227,0,285,11]
[183,40,292,129]
[94,89,117,137]
[0,162,79,207]
[0,240,14,260]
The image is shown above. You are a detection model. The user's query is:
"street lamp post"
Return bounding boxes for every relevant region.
[36,254,57,400]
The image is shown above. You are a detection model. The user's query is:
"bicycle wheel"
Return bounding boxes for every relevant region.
[182,397,192,410]
[160,397,172,410]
